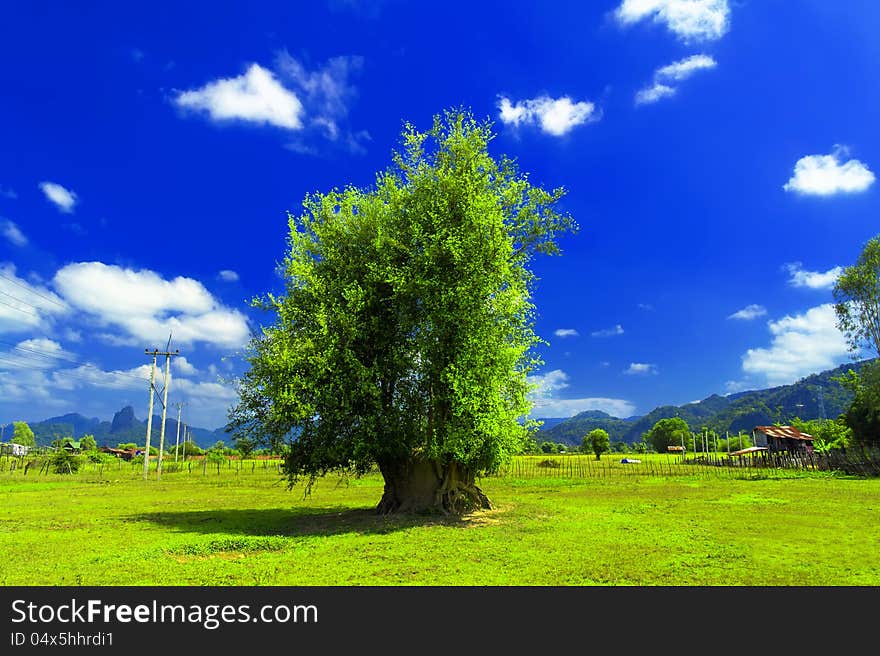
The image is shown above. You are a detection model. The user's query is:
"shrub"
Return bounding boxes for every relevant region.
[49,449,83,474]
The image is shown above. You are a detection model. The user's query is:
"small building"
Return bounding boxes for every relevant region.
[752,425,814,454]
[99,446,138,461]
[2,442,30,456]
[60,439,82,453]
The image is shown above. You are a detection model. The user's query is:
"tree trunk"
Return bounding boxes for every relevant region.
[376,457,491,515]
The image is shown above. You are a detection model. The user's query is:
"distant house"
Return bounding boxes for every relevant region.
[99,446,138,461]
[60,439,82,453]
[752,425,814,454]
[1,443,30,456]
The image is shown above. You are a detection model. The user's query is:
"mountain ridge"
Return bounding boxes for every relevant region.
[535,359,870,446]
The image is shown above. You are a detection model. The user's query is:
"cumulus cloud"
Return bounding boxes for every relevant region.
[741,303,850,386]
[175,63,305,130]
[1,219,27,246]
[783,147,875,196]
[635,54,716,105]
[526,368,635,418]
[623,362,657,375]
[217,269,240,282]
[554,328,579,338]
[173,356,199,376]
[728,304,767,320]
[53,262,251,349]
[784,262,842,290]
[615,0,731,42]
[498,95,599,136]
[591,324,624,337]
[39,181,78,213]
[0,264,69,334]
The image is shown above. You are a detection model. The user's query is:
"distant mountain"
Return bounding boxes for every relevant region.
[538,359,870,446]
[28,406,228,449]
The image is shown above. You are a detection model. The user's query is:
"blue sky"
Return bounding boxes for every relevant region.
[1,0,879,430]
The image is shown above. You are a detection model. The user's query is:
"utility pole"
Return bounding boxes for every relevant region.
[156,342,179,479]
[144,350,158,480]
[174,402,187,463]
[145,339,179,480]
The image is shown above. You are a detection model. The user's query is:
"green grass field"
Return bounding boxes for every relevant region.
[1,456,878,586]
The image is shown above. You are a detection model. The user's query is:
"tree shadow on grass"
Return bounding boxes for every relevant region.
[125,506,494,538]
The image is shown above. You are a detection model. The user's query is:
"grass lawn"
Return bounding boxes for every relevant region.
[1,461,878,585]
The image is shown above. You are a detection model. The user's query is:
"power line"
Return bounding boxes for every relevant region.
[0,271,67,309]
[0,294,42,318]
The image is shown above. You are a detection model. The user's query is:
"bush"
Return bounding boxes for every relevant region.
[84,449,114,464]
[536,459,561,468]
[49,449,83,474]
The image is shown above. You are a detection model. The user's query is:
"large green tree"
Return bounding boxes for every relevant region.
[12,421,36,447]
[230,109,576,514]
[584,428,610,460]
[833,237,880,447]
[644,417,690,453]
[834,236,880,357]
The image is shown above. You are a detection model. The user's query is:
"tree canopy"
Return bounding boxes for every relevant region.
[644,417,690,453]
[12,421,35,447]
[229,109,576,513]
[834,235,880,357]
[584,428,610,460]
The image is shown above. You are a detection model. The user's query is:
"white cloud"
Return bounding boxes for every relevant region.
[274,52,363,137]
[0,338,67,371]
[635,83,676,105]
[39,181,78,213]
[1,219,27,246]
[175,63,304,130]
[741,303,850,386]
[498,95,599,136]
[554,328,579,338]
[217,269,240,282]
[615,0,731,42]
[783,148,875,196]
[591,324,624,337]
[724,379,753,394]
[728,304,767,320]
[173,356,199,376]
[656,54,717,81]
[623,362,657,375]
[53,262,251,349]
[531,397,637,419]
[526,369,634,418]
[635,54,716,105]
[784,262,842,290]
[0,264,69,334]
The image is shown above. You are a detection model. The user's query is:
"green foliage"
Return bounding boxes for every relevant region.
[12,421,36,447]
[84,450,114,464]
[644,417,690,453]
[48,449,83,474]
[836,361,880,447]
[539,441,559,454]
[834,235,880,357]
[717,433,752,452]
[79,434,97,451]
[790,416,851,453]
[229,108,576,487]
[116,442,138,451]
[584,428,610,460]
